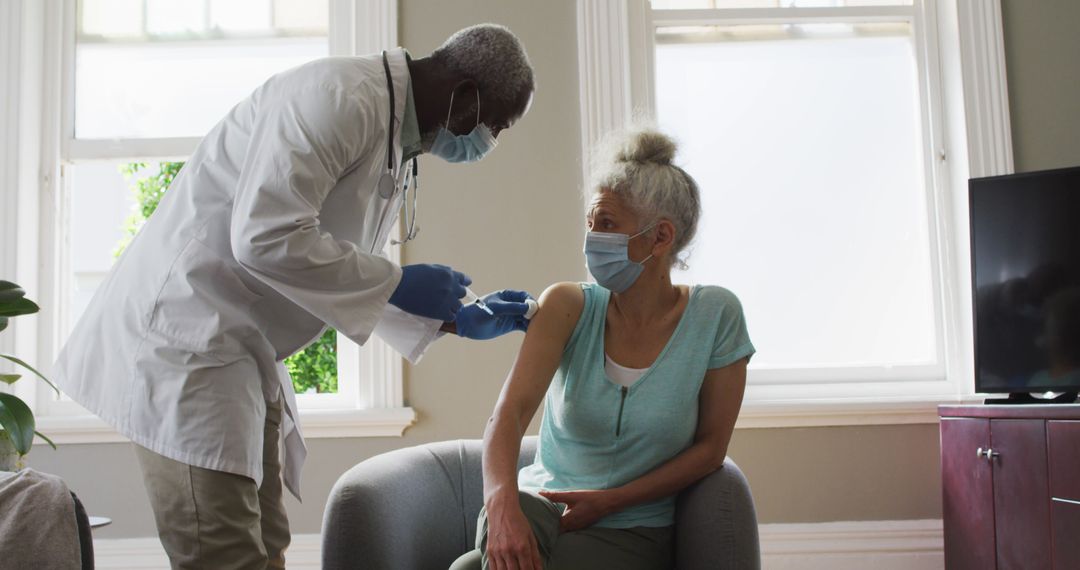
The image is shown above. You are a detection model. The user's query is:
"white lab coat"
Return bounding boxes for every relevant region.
[53,49,441,499]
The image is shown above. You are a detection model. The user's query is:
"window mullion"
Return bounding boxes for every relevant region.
[651,5,915,27]
[67,137,201,161]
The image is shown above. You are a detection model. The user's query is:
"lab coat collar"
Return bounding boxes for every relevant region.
[384,47,411,180]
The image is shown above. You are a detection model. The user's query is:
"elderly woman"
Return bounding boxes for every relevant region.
[450,128,754,570]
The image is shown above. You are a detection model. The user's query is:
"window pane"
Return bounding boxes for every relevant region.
[655,23,937,370]
[211,0,272,33]
[80,0,143,38]
[651,0,912,8]
[274,0,329,32]
[146,0,206,36]
[75,0,329,139]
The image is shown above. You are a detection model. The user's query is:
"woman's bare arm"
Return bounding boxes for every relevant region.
[481,282,582,570]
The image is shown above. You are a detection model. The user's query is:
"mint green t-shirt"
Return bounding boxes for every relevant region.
[518,283,755,528]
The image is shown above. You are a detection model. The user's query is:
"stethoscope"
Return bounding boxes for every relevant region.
[379,51,420,246]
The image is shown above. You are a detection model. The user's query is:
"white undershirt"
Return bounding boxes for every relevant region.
[605,354,649,388]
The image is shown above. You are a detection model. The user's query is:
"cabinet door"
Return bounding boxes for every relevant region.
[1048,421,1080,501]
[991,419,1052,570]
[1049,421,1080,569]
[941,418,996,570]
[1051,500,1080,570]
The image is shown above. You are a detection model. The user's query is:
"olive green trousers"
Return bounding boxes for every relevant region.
[449,490,674,570]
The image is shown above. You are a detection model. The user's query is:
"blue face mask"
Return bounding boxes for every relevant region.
[430,89,497,163]
[584,224,656,293]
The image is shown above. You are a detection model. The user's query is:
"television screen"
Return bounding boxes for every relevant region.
[970,166,1080,394]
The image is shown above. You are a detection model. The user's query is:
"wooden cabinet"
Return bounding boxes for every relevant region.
[939,405,1080,570]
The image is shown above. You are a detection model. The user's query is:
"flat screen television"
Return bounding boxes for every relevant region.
[970,166,1080,399]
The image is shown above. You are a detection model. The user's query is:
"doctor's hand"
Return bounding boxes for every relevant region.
[388,264,471,322]
[454,289,535,340]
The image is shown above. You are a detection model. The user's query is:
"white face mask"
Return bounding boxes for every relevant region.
[430,89,497,163]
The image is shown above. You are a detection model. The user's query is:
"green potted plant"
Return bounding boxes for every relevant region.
[0,281,58,471]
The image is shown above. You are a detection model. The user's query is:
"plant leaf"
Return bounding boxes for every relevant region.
[0,354,60,396]
[0,297,39,318]
[0,373,20,385]
[0,316,8,332]
[0,393,35,455]
[0,282,25,302]
[34,430,57,450]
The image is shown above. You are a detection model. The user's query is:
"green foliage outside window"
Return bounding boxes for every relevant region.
[115,162,337,394]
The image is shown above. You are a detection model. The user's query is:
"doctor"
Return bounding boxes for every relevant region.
[54,24,535,569]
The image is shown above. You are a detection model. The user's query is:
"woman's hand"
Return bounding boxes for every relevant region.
[486,500,543,570]
[538,489,622,532]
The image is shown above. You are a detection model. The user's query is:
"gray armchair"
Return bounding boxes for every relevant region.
[322,437,760,570]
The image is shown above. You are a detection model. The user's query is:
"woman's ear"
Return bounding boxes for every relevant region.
[653,219,677,254]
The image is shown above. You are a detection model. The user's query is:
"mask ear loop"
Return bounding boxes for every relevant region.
[445,90,456,126]
[630,222,658,265]
[630,222,658,239]
[474,88,481,128]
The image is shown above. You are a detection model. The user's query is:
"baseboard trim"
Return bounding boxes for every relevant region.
[93,533,321,569]
[94,520,944,570]
[760,519,944,570]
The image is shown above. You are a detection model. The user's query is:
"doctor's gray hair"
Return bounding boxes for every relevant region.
[589,126,701,269]
[431,24,535,111]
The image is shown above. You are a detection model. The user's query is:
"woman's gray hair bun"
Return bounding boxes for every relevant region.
[615,129,677,166]
[588,125,701,269]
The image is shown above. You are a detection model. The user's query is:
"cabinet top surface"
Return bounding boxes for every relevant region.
[939,404,1080,420]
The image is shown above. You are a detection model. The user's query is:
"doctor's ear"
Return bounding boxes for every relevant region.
[447,79,479,123]
[451,78,479,98]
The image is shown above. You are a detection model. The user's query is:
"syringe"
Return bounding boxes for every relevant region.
[463,288,494,315]
[463,288,540,320]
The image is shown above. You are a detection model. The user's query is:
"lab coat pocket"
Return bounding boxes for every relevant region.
[147,238,264,357]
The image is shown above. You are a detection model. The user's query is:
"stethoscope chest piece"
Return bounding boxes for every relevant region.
[377,171,396,199]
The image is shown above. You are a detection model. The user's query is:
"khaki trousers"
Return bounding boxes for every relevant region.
[135,397,290,570]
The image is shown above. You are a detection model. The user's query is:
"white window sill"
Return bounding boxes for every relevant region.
[35,407,417,445]
[34,395,992,446]
[736,396,984,428]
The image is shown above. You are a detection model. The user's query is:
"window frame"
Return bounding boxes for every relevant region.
[4,0,414,443]
[576,0,1015,424]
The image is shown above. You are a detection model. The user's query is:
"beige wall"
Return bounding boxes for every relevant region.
[1001,0,1080,172]
[28,0,1080,540]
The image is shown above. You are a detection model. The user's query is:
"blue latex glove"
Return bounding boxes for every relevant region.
[455,289,535,340]
[388,264,472,322]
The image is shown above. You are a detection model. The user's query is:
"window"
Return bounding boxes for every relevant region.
[576,0,1016,415]
[656,0,946,394]
[656,20,939,377]
[57,0,343,412]
[14,0,413,438]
